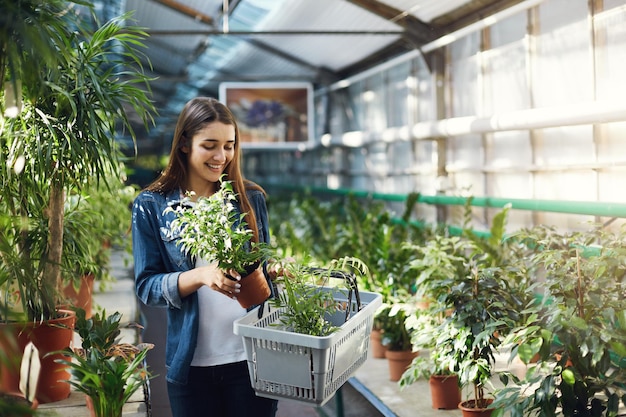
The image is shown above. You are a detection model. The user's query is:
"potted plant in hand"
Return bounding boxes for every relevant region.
[59,308,153,417]
[167,177,274,309]
[492,224,626,417]
[0,1,155,403]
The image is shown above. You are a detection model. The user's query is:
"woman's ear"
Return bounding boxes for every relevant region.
[180,137,190,153]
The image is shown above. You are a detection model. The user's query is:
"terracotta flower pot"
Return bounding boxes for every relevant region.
[429,374,461,410]
[63,274,95,319]
[459,398,494,417]
[385,349,418,382]
[235,267,271,309]
[0,391,39,416]
[0,309,76,403]
[369,328,387,359]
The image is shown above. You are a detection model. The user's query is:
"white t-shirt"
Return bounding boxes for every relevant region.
[191,257,247,366]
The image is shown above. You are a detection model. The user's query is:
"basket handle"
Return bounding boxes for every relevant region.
[305,267,363,323]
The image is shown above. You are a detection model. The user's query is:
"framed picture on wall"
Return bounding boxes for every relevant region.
[219,82,314,149]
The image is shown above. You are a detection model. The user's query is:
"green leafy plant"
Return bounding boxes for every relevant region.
[270,256,369,336]
[166,177,272,275]
[492,224,626,417]
[380,303,414,352]
[400,308,457,385]
[402,203,535,411]
[268,191,431,305]
[60,308,153,417]
[0,3,155,322]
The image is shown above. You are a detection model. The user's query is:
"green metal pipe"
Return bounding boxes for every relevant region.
[267,184,626,218]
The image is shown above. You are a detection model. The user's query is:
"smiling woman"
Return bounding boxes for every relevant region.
[131,97,278,417]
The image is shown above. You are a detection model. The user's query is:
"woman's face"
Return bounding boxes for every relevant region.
[183,121,236,194]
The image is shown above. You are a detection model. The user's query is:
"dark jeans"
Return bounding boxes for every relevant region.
[167,361,278,417]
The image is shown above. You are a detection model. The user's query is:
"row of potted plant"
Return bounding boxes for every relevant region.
[267,192,626,416]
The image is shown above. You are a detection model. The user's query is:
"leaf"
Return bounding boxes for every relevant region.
[19,341,41,403]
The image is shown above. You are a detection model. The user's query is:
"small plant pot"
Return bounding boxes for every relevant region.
[236,267,271,309]
[429,374,461,410]
[63,273,95,319]
[369,329,387,359]
[458,398,494,417]
[385,349,418,382]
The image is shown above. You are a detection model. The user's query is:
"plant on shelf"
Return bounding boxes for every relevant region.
[492,224,626,417]
[269,256,369,336]
[0,1,155,402]
[166,176,274,309]
[60,308,153,417]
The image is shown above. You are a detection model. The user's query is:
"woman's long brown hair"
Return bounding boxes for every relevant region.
[145,97,265,243]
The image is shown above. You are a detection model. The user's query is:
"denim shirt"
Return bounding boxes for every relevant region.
[131,187,273,385]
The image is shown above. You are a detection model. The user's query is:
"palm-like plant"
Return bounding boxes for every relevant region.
[0,1,155,322]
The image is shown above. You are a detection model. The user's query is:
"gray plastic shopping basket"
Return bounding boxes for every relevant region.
[233,269,382,406]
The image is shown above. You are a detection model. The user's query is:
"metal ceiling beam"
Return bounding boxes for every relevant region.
[146,30,405,36]
[346,0,439,45]
[430,0,529,31]
[150,0,214,25]
[145,0,340,85]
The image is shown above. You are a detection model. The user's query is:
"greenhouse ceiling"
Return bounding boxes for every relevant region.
[114,0,535,148]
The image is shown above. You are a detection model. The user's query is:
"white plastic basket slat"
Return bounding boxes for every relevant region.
[234,286,382,406]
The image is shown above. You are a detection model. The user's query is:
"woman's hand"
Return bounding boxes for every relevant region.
[178,262,241,299]
[267,257,295,280]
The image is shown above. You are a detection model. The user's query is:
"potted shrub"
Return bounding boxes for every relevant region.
[59,308,153,417]
[0,0,155,402]
[492,224,626,417]
[400,308,462,410]
[403,204,535,415]
[166,176,274,309]
[379,303,417,382]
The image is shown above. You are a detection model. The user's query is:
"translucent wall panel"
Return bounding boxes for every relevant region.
[387,141,415,194]
[595,2,626,100]
[533,0,592,107]
[484,132,533,174]
[485,13,529,113]
[447,134,483,185]
[362,74,386,133]
[447,33,480,117]
[414,56,435,122]
[597,122,626,165]
[534,125,594,166]
[387,62,411,128]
